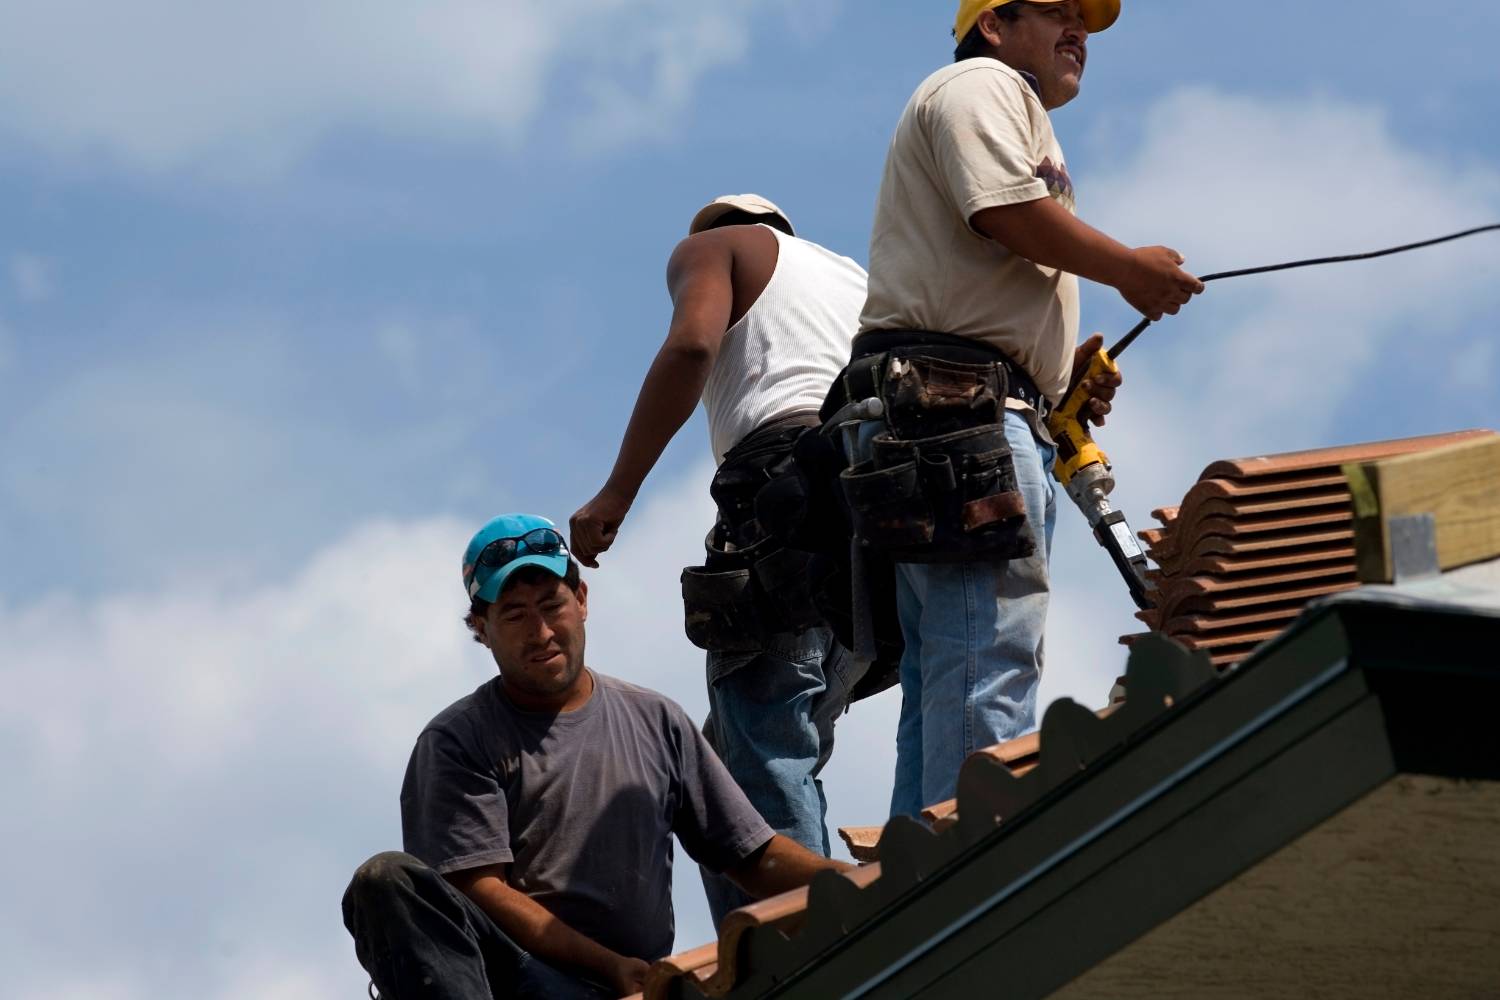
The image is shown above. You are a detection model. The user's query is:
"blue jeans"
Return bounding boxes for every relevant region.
[882,410,1057,818]
[699,627,853,926]
[343,852,617,1000]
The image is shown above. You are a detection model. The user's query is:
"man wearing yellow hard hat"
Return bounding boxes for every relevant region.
[832,0,1204,819]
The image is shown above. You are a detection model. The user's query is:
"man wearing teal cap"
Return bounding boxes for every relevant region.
[840,0,1205,818]
[342,513,851,999]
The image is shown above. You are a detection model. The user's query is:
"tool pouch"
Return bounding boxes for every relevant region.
[681,563,764,654]
[681,419,826,652]
[755,428,846,554]
[882,354,1004,438]
[752,545,824,634]
[839,355,1034,564]
[840,459,934,551]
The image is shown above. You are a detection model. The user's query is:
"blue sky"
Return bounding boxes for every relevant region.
[3,2,1498,996]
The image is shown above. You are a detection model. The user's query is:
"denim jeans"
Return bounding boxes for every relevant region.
[342,852,617,1000]
[883,409,1058,818]
[698,627,854,926]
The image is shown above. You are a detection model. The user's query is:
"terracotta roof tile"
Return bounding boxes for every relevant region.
[1144,510,1355,569]
[1150,526,1357,561]
[1147,544,1356,580]
[642,943,717,998]
[1179,469,1350,501]
[839,729,1045,862]
[1176,627,1288,651]
[1197,430,1496,479]
[643,863,887,999]
[1161,562,1359,597]
[1161,602,1306,634]
[1208,646,1262,669]
[835,825,884,859]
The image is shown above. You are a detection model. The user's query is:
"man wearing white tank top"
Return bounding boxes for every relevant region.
[569,195,868,924]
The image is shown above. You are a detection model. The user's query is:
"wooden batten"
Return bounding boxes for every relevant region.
[1345,435,1500,583]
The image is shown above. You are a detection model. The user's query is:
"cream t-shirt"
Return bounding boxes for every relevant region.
[860,58,1081,406]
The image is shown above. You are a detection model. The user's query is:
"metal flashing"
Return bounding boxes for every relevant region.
[1388,512,1441,582]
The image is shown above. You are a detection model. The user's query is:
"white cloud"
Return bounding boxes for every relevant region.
[0,0,835,176]
[8,253,54,302]
[0,516,489,998]
[375,321,424,393]
[1448,337,1498,394]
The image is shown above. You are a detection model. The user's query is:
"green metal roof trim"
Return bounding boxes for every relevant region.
[685,592,1500,999]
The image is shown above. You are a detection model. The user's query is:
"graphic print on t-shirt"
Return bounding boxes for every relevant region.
[1036,156,1075,212]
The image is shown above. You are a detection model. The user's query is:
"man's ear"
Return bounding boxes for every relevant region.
[575,579,589,622]
[977,8,1006,47]
[472,615,492,649]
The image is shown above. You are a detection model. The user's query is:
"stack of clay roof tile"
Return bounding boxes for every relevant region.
[1122,430,1494,670]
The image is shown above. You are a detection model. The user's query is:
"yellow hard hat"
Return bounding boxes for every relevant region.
[954,0,1121,40]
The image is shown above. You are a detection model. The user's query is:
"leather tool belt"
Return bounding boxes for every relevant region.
[826,331,1038,565]
[680,415,825,652]
[834,329,1050,416]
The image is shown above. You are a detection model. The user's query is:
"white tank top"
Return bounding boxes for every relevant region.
[701,226,868,463]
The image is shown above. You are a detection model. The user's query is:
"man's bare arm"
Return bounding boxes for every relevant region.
[972,197,1204,321]
[569,234,737,567]
[725,834,855,901]
[445,866,650,996]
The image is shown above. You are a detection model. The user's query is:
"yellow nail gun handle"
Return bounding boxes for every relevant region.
[1046,346,1154,610]
[1047,347,1118,486]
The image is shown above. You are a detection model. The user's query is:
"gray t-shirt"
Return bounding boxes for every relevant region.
[400,671,773,961]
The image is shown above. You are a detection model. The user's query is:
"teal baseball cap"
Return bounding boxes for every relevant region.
[462,513,572,602]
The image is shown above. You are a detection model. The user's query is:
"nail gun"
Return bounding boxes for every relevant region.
[1047,349,1153,611]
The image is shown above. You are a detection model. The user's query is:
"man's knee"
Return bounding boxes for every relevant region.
[344,851,424,918]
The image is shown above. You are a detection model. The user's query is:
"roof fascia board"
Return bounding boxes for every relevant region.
[905,693,1400,998]
[767,666,1383,998]
[744,615,1363,998]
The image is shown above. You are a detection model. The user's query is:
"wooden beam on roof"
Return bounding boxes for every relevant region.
[1345,434,1500,583]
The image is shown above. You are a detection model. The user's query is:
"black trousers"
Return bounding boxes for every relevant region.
[341,852,615,1000]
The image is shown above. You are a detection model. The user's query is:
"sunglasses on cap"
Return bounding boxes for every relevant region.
[474,527,568,571]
